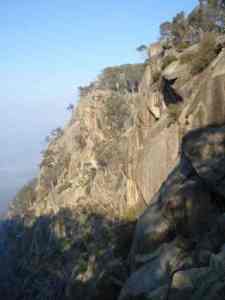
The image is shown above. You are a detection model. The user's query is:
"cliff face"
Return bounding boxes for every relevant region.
[120,124,225,300]
[16,36,225,220]
[4,30,225,299]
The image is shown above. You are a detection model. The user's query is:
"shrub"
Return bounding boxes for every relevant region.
[122,205,141,222]
[99,63,146,93]
[180,32,217,74]
[78,82,95,97]
[152,71,161,83]
[95,142,113,167]
[39,150,71,197]
[180,51,196,64]
[191,33,217,74]
[1,204,136,299]
[57,181,72,194]
[73,119,88,150]
[66,103,74,111]
[95,141,126,168]
[104,94,130,133]
[162,55,177,70]
[40,149,55,168]
[12,179,37,214]
[168,103,182,124]
[74,133,87,149]
[78,257,89,273]
[176,41,190,51]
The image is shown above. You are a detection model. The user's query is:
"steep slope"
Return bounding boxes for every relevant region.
[120,125,225,300]
[3,17,225,300]
[30,37,225,222]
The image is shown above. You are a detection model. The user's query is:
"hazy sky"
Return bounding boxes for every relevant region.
[0,0,198,213]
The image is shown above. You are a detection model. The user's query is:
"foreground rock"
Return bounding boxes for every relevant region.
[182,126,225,197]
[120,125,225,300]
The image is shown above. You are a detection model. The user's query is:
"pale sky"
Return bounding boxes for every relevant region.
[0,0,198,212]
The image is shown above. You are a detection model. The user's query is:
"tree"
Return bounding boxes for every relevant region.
[67,103,74,111]
[51,127,63,139]
[190,32,217,74]
[206,0,225,30]
[199,0,208,7]
[172,11,187,46]
[99,64,145,93]
[12,179,37,214]
[160,21,172,40]
[136,44,147,52]
[173,11,186,24]
[189,0,225,32]
[136,44,148,61]
[45,127,63,144]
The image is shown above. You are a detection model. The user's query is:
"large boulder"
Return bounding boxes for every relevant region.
[182,125,225,197]
[169,248,225,300]
[119,170,214,299]
[130,168,212,265]
[119,126,225,300]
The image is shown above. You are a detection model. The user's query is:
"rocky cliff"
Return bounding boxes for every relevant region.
[3,3,225,299]
[15,33,225,220]
[120,125,225,300]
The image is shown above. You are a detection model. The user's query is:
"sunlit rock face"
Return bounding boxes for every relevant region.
[10,36,225,221]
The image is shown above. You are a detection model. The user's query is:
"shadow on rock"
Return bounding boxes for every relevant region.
[120,125,225,300]
[0,208,136,300]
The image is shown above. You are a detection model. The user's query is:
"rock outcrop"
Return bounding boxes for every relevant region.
[120,125,225,300]
[9,33,225,222]
[4,6,225,299]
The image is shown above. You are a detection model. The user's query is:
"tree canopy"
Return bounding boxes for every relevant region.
[160,0,225,48]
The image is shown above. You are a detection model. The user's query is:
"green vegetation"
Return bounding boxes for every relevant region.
[93,94,131,169]
[67,103,74,111]
[78,82,95,97]
[176,41,190,51]
[76,164,96,194]
[152,70,161,83]
[191,32,217,74]
[160,0,225,49]
[4,2,225,300]
[104,94,131,134]
[122,204,143,222]
[78,63,146,96]
[171,12,187,47]
[74,132,87,149]
[168,103,182,124]
[136,44,148,52]
[39,149,71,196]
[94,140,126,169]
[12,179,37,214]
[180,32,217,74]
[162,55,178,70]
[73,119,88,150]
[40,149,55,168]
[0,208,136,300]
[45,127,63,143]
[99,63,146,93]
[136,44,148,61]
[180,50,196,65]
[57,181,73,194]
